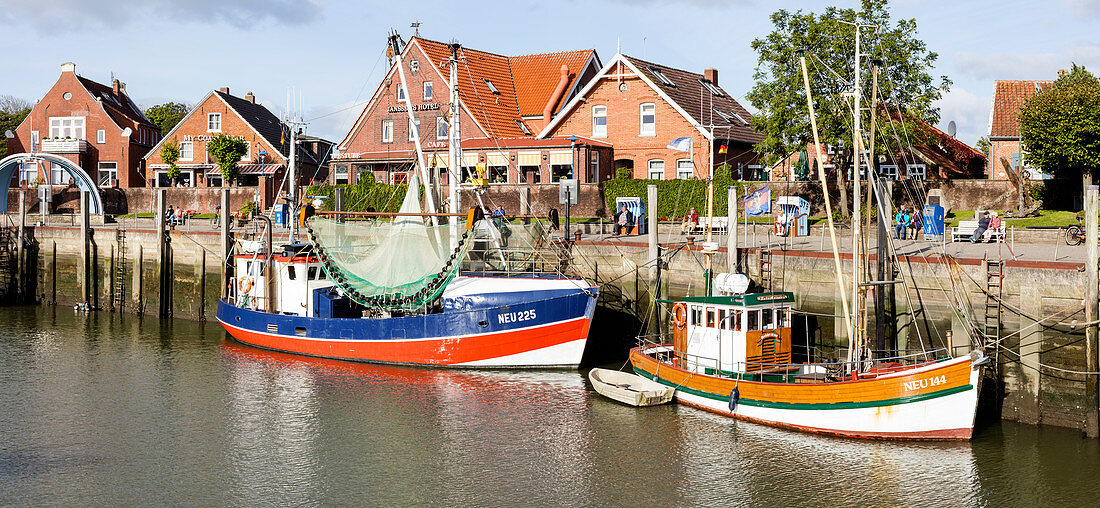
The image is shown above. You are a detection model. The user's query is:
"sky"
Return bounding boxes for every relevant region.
[2,0,1097,150]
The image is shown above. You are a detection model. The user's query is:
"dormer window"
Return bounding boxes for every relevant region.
[647,66,675,87]
[699,79,724,97]
[483,79,500,95]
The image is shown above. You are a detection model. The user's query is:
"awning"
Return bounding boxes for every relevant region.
[517,152,540,166]
[205,164,283,176]
[485,152,508,166]
[549,151,573,165]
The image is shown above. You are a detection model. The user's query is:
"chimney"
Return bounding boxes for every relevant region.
[61,62,76,73]
[245,92,256,104]
[1057,69,1068,78]
[704,68,718,85]
[112,79,121,95]
[218,87,229,95]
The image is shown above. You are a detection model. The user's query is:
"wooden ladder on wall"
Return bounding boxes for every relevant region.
[983,257,1005,349]
[113,229,127,311]
[759,249,773,292]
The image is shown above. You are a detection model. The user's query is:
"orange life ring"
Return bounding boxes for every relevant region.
[238,276,253,293]
[673,302,688,330]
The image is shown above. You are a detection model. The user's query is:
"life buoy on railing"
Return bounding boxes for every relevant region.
[673,302,688,330]
[238,276,253,294]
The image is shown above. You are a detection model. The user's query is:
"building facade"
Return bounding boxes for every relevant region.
[988,79,1053,180]
[143,88,332,209]
[333,36,601,187]
[5,62,160,189]
[539,54,763,181]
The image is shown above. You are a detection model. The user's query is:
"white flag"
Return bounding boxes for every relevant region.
[666,137,691,152]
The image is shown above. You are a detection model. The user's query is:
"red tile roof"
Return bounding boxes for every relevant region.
[461,136,611,149]
[510,50,596,117]
[990,80,1052,138]
[412,38,596,139]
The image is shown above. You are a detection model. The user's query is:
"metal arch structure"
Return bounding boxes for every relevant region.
[0,152,104,214]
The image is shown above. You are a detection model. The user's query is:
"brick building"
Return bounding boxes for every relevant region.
[334,36,601,186]
[538,53,763,180]
[988,79,1054,180]
[144,88,333,209]
[5,62,160,188]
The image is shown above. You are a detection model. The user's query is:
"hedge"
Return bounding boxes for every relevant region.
[600,170,762,220]
[306,179,410,213]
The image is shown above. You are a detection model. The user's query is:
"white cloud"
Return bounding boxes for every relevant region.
[952,44,1100,81]
[0,0,323,33]
[1066,0,1100,17]
[933,86,991,146]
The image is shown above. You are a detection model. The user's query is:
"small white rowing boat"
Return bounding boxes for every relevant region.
[589,368,675,407]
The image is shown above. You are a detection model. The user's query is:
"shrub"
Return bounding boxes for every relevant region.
[306,178,410,213]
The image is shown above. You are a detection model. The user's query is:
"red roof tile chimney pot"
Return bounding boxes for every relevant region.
[704,68,718,86]
[245,92,255,104]
[543,64,571,125]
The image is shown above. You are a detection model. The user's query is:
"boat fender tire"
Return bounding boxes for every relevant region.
[238,276,253,294]
[673,302,688,330]
[728,387,739,412]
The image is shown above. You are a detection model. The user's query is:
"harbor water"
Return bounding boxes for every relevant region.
[1,306,1097,507]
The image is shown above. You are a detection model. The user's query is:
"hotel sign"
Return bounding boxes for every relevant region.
[388,103,442,113]
[183,134,245,142]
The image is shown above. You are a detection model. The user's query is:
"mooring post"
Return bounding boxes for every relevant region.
[334,187,345,224]
[108,244,115,312]
[80,191,90,304]
[220,189,231,299]
[520,186,531,225]
[156,188,167,318]
[17,191,25,301]
[133,244,143,314]
[1085,185,1098,437]
[728,186,738,273]
[198,250,206,321]
[49,241,56,305]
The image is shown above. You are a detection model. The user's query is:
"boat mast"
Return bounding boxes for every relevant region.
[388,33,438,225]
[447,42,463,242]
[849,23,863,368]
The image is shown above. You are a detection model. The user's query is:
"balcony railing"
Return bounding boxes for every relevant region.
[40,138,88,153]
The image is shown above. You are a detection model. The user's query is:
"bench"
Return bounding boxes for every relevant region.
[691,216,728,235]
[951,220,1005,243]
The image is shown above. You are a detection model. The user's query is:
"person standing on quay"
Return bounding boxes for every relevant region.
[894,205,908,239]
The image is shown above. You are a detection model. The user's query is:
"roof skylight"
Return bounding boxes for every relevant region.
[484,79,500,95]
[699,79,724,97]
[647,66,676,87]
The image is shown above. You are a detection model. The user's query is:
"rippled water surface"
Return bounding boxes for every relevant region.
[1,306,1098,506]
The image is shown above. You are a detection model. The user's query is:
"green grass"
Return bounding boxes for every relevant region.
[945,209,1079,228]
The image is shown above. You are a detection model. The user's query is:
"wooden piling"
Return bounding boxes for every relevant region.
[49,241,56,305]
[156,189,167,318]
[133,244,143,314]
[198,250,206,321]
[17,192,25,301]
[80,191,89,304]
[1084,185,1098,437]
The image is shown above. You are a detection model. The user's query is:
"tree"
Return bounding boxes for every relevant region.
[144,102,189,136]
[976,136,990,155]
[1018,64,1100,199]
[0,95,32,159]
[207,134,248,186]
[161,138,181,186]
[747,0,949,215]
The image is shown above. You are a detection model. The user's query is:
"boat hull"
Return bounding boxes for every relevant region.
[218,287,597,368]
[589,368,674,406]
[630,346,983,440]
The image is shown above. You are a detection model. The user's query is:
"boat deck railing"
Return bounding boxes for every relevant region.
[635,334,951,383]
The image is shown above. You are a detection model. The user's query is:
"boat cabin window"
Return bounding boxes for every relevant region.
[288,266,297,280]
[308,266,318,280]
[718,309,727,330]
[690,306,702,326]
[245,261,263,274]
[747,310,759,331]
[706,308,716,328]
[731,310,742,331]
[777,309,790,328]
[762,308,775,329]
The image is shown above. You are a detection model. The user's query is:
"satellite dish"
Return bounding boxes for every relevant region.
[121,127,132,137]
[947,121,957,138]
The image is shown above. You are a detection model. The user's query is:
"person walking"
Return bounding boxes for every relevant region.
[970,211,991,243]
[894,206,907,239]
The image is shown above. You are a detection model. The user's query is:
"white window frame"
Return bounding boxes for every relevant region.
[592,105,607,138]
[398,86,405,101]
[906,164,927,180]
[640,103,656,137]
[436,117,448,140]
[676,159,693,179]
[410,60,420,73]
[648,159,665,180]
[30,131,39,149]
[48,116,85,139]
[19,160,36,185]
[240,140,251,162]
[483,79,500,95]
[207,112,221,132]
[382,119,393,143]
[880,165,898,181]
[97,161,117,187]
[408,117,420,141]
[423,81,433,101]
[335,165,349,184]
[50,165,66,185]
[96,129,105,144]
[178,141,194,161]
